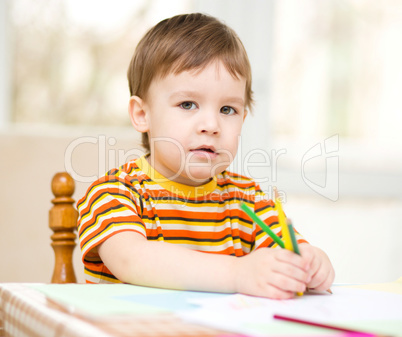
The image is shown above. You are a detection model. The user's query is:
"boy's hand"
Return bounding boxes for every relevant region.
[298,243,335,292]
[234,248,311,299]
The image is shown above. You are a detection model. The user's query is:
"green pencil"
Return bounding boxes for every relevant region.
[287,220,300,255]
[240,203,285,248]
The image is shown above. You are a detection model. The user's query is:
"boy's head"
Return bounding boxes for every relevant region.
[127,13,253,152]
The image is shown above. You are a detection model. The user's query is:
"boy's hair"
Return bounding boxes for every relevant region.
[127,13,253,152]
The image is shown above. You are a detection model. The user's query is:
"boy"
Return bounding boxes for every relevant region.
[77,13,334,299]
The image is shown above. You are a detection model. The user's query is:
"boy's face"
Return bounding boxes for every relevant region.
[131,60,247,186]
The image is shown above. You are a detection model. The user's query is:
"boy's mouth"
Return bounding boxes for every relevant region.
[190,146,217,156]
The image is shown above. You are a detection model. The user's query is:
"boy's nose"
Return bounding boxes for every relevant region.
[197,111,220,135]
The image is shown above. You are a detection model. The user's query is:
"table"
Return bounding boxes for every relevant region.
[0,283,222,337]
[1,281,402,337]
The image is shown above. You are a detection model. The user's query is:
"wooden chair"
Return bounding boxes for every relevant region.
[49,172,78,283]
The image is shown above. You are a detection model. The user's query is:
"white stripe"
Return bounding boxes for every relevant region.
[79,183,136,224]
[80,207,136,244]
[84,272,119,284]
[153,221,233,231]
[258,209,277,219]
[81,223,145,256]
[176,240,235,253]
[80,192,138,232]
[150,202,246,212]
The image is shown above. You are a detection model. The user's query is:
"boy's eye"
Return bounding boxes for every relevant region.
[180,102,197,110]
[220,106,236,115]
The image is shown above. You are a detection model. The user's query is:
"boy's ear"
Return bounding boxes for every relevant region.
[243,109,248,122]
[128,96,149,132]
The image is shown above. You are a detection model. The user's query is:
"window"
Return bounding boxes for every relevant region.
[3,0,402,200]
[5,0,193,126]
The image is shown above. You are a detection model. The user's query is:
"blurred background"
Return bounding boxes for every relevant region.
[0,0,401,284]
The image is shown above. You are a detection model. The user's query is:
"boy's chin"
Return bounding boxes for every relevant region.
[185,165,227,183]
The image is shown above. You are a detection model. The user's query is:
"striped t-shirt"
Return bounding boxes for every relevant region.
[77,156,307,284]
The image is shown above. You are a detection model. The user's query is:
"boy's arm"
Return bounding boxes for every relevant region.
[98,231,311,299]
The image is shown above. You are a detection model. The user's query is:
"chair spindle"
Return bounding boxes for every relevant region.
[49,172,78,283]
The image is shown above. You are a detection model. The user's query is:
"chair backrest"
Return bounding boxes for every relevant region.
[49,172,78,283]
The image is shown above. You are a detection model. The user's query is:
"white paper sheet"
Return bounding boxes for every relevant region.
[178,287,402,336]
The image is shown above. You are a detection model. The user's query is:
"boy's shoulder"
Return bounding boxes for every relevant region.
[90,157,144,184]
[77,158,144,207]
[108,157,143,177]
[218,170,260,190]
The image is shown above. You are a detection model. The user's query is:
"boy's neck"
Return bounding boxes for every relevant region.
[136,156,218,198]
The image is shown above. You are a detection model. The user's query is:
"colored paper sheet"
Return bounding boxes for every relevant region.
[31,283,229,316]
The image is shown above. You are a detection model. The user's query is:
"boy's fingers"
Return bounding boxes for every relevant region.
[278,264,310,283]
[275,249,308,270]
[262,276,305,298]
[276,274,307,293]
[309,266,335,291]
[262,285,295,300]
[272,255,311,285]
